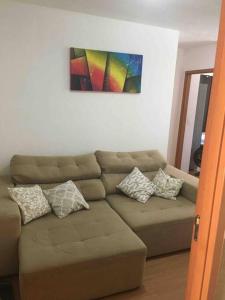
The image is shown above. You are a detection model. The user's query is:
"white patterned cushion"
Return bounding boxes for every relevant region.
[43,180,89,218]
[8,185,51,224]
[152,168,184,200]
[117,167,156,203]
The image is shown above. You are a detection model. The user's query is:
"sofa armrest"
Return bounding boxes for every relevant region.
[0,176,21,276]
[165,165,199,203]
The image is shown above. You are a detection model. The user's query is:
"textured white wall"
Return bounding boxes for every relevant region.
[167,43,217,165]
[0,1,178,174]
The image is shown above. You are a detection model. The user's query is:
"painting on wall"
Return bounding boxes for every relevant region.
[70,47,143,93]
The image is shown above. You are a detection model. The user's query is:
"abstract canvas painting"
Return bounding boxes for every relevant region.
[70,47,143,93]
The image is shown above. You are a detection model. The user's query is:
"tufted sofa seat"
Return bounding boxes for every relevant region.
[19,200,146,300]
[107,194,195,257]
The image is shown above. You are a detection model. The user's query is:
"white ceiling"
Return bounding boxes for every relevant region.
[15,0,221,46]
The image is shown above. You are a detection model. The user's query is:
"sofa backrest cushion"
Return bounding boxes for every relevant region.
[37,179,105,201]
[96,150,166,174]
[11,154,101,184]
[96,150,166,195]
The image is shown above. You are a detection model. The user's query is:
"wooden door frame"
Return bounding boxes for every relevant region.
[175,68,214,168]
[185,0,225,299]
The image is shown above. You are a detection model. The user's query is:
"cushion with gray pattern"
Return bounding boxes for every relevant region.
[117,167,156,203]
[43,180,89,218]
[8,185,51,224]
[152,168,184,200]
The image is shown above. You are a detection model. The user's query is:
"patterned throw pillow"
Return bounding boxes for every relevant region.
[152,168,184,200]
[43,180,89,218]
[8,185,51,224]
[117,167,156,203]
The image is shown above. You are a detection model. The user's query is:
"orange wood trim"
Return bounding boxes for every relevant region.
[202,121,225,299]
[186,68,214,75]
[198,2,225,296]
[185,0,225,299]
[175,72,191,168]
[175,68,214,169]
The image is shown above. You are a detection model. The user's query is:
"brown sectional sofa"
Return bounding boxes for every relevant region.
[0,150,198,300]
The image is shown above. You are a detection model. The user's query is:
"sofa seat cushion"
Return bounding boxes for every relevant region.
[19,200,146,300]
[107,194,195,257]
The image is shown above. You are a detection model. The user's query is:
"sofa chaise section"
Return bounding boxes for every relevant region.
[19,200,146,300]
[9,154,147,300]
[96,150,198,257]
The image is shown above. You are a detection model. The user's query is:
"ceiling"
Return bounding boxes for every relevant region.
[15,0,221,46]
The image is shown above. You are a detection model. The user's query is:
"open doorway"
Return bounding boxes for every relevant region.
[175,69,214,176]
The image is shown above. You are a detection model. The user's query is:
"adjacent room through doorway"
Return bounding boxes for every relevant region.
[175,69,214,176]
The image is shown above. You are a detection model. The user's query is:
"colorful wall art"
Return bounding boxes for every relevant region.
[70,48,143,93]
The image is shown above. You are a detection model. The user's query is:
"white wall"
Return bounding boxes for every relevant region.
[167,43,217,165]
[181,74,200,172]
[0,1,178,174]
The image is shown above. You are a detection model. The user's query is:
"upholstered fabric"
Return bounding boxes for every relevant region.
[75,179,105,201]
[96,150,167,173]
[117,167,155,203]
[19,201,147,300]
[0,149,199,292]
[11,154,101,184]
[44,181,89,218]
[101,172,158,195]
[0,176,21,276]
[107,194,195,257]
[36,179,105,202]
[165,165,199,203]
[152,168,183,200]
[8,185,51,224]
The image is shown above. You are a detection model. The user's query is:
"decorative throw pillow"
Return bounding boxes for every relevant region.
[43,180,89,218]
[152,168,184,200]
[8,185,51,224]
[116,167,156,203]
